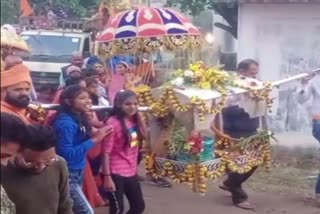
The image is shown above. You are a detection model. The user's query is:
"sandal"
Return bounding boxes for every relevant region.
[235,201,256,210]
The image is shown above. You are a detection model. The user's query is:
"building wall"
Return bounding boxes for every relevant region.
[238,4,320,132]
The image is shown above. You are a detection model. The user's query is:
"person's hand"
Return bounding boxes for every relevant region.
[137,113,148,131]
[301,71,316,85]
[15,155,32,169]
[92,126,113,144]
[85,111,95,121]
[27,103,48,123]
[134,113,148,142]
[103,176,116,192]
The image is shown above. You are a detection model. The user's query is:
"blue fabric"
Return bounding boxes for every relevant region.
[87,55,100,67]
[53,112,95,170]
[312,120,320,194]
[69,169,94,214]
[108,55,135,73]
[313,120,320,143]
[69,169,85,186]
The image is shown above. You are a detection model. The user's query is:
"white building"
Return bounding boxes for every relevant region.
[238,0,320,132]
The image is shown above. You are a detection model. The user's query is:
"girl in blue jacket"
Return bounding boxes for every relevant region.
[53,85,112,214]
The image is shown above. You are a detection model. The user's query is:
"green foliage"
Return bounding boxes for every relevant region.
[1,0,19,25]
[0,0,99,24]
[167,0,211,16]
[29,0,99,17]
[166,0,238,38]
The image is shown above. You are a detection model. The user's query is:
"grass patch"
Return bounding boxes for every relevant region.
[247,145,319,195]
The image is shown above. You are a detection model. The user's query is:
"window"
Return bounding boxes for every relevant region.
[22,34,81,62]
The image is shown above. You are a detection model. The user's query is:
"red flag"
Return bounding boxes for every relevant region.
[21,0,33,16]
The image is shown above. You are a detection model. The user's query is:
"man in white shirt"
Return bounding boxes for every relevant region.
[59,52,84,88]
[296,70,320,204]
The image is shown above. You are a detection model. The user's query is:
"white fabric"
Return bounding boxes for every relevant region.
[297,75,320,116]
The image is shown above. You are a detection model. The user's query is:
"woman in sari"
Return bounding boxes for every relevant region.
[108,61,130,105]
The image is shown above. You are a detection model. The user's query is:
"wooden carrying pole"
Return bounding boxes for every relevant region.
[40,104,151,111]
[272,68,319,87]
[40,68,319,111]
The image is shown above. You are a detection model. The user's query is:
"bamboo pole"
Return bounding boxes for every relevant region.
[39,68,319,111]
[272,68,320,87]
[40,104,151,111]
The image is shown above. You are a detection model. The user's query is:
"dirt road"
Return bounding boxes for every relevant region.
[95,182,319,214]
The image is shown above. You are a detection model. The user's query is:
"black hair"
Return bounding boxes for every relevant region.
[0,112,27,146]
[85,76,99,87]
[109,90,144,147]
[237,59,259,72]
[58,85,92,136]
[85,67,99,77]
[65,76,85,87]
[84,77,99,105]
[93,61,104,66]
[24,125,56,151]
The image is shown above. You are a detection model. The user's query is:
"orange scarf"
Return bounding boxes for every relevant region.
[0,101,33,124]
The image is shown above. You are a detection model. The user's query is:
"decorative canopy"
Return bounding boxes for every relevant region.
[97,7,201,58]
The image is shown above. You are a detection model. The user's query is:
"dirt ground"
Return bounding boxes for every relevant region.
[95,146,320,214]
[95,182,319,214]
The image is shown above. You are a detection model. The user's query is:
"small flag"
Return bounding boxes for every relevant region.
[21,0,33,16]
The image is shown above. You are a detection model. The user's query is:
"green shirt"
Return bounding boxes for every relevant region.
[1,157,73,214]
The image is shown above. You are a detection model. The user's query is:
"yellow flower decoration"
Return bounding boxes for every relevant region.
[175,69,184,77]
[200,82,211,89]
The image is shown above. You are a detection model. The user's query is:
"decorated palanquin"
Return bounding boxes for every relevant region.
[132,62,275,195]
[95,7,277,195]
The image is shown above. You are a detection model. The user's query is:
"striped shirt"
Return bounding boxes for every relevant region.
[102,117,139,177]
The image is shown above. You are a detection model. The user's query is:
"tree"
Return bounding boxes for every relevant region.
[166,0,238,38]
[29,0,99,17]
[0,0,99,24]
[1,0,20,25]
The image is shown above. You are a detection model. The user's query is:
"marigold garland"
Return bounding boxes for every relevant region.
[133,62,274,121]
[144,145,271,195]
[138,62,275,195]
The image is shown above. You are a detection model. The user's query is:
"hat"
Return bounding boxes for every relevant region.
[1,64,32,88]
[66,65,81,76]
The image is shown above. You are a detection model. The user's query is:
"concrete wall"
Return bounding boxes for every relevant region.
[238,4,320,132]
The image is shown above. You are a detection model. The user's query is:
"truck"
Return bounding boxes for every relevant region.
[19,17,94,91]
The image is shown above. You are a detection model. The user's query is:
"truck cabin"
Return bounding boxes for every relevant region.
[19,17,92,94]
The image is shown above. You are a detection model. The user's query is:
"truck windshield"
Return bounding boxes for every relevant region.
[21,34,81,62]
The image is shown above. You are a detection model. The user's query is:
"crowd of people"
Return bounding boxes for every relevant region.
[0,51,319,214]
[0,51,171,214]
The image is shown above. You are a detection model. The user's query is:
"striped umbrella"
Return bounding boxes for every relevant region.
[97,7,201,57]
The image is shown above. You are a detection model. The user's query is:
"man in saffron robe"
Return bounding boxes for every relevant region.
[1,63,34,124]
